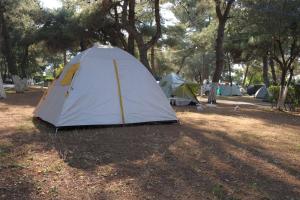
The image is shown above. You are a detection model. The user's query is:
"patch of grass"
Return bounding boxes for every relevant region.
[49,186,59,197]
[16,123,34,132]
[42,161,64,175]
[212,184,225,199]
[250,182,258,190]
[0,142,12,157]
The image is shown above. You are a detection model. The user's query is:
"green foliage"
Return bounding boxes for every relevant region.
[54,64,64,78]
[268,85,299,107]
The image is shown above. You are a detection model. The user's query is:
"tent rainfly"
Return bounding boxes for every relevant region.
[34,45,177,127]
[159,73,199,105]
[254,85,269,99]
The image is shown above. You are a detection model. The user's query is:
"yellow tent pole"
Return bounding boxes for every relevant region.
[113,59,125,124]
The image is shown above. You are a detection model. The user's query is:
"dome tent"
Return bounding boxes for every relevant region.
[254,85,269,100]
[34,45,177,127]
[159,73,199,105]
[218,84,242,96]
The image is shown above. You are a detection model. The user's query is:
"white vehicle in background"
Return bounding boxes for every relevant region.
[201,79,211,96]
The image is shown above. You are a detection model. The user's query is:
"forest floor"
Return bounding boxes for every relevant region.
[0,87,300,200]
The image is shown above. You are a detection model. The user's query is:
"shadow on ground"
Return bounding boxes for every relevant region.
[8,117,296,199]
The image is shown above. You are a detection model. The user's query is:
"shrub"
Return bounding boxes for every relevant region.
[268,85,299,109]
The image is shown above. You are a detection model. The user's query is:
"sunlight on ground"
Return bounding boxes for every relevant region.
[1,88,300,199]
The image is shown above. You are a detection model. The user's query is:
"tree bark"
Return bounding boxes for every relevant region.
[208,0,235,103]
[20,45,29,78]
[0,73,6,98]
[128,0,135,56]
[242,64,249,87]
[277,68,293,110]
[150,46,156,75]
[0,11,17,75]
[262,55,270,87]
[121,0,161,76]
[63,50,67,66]
[269,57,277,85]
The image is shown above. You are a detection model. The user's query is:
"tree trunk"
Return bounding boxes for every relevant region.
[269,57,277,85]
[208,20,225,103]
[242,64,248,87]
[212,20,225,81]
[12,75,27,93]
[63,50,67,66]
[128,0,135,56]
[138,45,152,74]
[20,45,29,78]
[277,69,293,110]
[262,55,270,87]
[121,0,160,76]
[0,12,17,75]
[150,46,156,75]
[0,73,6,98]
[276,68,287,110]
[227,53,232,86]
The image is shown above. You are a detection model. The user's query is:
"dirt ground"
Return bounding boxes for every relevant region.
[0,88,300,200]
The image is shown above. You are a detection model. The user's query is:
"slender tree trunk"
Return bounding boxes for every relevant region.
[227,53,232,86]
[208,0,234,103]
[262,55,270,87]
[208,20,225,103]
[0,12,17,75]
[137,45,152,73]
[121,0,160,76]
[128,0,135,56]
[242,64,249,87]
[150,46,156,75]
[269,57,277,85]
[277,69,293,110]
[277,67,287,110]
[0,73,6,98]
[21,45,29,78]
[63,50,67,66]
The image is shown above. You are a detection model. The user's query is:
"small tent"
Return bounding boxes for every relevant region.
[34,45,177,127]
[159,73,199,105]
[254,85,269,99]
[218,85,242,96]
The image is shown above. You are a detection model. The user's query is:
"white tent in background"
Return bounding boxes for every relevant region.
[0,75,6,99]
[34,45,177,127]
[219,84,242,96]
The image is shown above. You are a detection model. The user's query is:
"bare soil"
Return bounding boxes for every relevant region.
[0,88,300,200]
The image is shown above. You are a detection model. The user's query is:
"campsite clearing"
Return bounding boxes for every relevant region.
[1,88,300,200]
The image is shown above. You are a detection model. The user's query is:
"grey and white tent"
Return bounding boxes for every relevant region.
[254,85,269,99]
[34,45,177,127]
[159,73,198,104]
[219,85,242,96]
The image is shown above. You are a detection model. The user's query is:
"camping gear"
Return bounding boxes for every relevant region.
[254,85,269,100]
[218,84,242,96]
[34,45,177,127]
[159,73,199,105]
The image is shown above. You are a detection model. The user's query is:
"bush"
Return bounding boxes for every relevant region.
[268,85,299,108]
